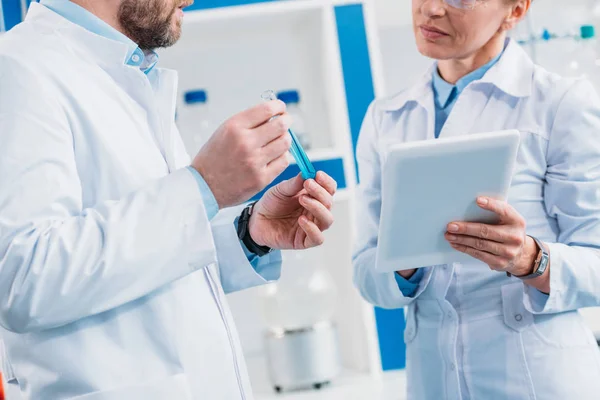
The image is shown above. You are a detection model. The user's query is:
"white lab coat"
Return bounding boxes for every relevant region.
[0,4,282,399]
[354,39,600,399]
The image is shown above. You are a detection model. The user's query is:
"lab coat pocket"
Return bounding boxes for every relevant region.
[529,311,597,349]
[66,374,193,400]
[502,285,600,398]
[501,283,534,333]
[499,283,537,399]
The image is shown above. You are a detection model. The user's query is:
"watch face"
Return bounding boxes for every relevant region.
[537,253,549,275]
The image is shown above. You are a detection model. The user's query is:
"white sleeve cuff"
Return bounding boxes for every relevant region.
[211,208,282,294]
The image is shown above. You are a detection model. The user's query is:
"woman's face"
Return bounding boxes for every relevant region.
[413,0,515,60]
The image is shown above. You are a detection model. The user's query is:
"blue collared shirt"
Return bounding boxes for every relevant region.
[394,51,504,296]
[41,0,267,268]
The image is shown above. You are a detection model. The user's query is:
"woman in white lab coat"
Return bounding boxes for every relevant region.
[354,0,600,399]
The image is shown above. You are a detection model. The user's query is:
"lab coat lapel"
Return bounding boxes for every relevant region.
[439,39,534,139]
[438,85,494,138]
[151,68,180,173]
[40,2,177,173]
[380,65,437,144]
[102,64,172,171]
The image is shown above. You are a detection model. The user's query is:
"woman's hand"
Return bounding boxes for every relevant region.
[444,197,539,276]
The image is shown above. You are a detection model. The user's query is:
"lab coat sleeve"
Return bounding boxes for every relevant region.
[352,102,433,309]
[0,56,218,333]
[210,209,282,294]
[523,79,600,314]
[170,120,282,294]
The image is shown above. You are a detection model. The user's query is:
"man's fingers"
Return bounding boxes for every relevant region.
[262,132,292,164]
[254,113,293,147]
[273,173,305,198]
[237,100,287,129]
[299,195,334,231]
[298,216,325,248]
[303,179,334,210]
[315,171,337,196]
[262,153,290,188]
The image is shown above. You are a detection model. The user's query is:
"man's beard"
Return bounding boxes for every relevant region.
[118,0,182,50]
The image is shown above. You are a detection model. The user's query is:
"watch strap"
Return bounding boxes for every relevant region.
[507,236,549,280]
[237,202,272,257]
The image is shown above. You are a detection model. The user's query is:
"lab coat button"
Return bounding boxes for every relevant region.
[515,314,523,322]
[450,363,456,371]
[131,54,141,63]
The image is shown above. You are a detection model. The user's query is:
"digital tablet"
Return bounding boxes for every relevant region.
[375,130,521,273]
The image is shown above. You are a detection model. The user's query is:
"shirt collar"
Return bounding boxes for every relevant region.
[432,70,456,108]
[40,0,158,74]
[433,47,505,109]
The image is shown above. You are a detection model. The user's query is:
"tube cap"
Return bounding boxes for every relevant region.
[276,90,300,104]
[581,25,595,40]
[184,90,207,104]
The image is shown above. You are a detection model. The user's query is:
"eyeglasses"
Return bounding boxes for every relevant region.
[443,0,481,10]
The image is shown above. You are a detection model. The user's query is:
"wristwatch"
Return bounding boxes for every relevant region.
[507,235,549,280]
[237,202,272,257]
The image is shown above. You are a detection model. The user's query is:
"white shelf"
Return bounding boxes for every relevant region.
[306,148,344,161]
[182,0,366,25]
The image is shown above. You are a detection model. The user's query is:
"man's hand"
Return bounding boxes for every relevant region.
[444,197,539,276]
[191,100,293,209]
[248,172,337,250]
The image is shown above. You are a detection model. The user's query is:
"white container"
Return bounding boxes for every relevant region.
[176,89,215,155]
[260,252,341,392]
[277,90,311,151]
[265,321,341,393]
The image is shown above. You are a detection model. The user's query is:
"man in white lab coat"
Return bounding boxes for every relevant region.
[0,0,337,399]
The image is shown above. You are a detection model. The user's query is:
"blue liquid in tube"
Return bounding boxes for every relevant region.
[261,90,317,180]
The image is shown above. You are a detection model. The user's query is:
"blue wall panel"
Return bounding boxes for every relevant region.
[1,0,22,31]
[374,307,407,370]
[334,4,374,183]
[335,4,407,372]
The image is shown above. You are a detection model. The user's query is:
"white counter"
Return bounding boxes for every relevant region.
[246,355,408,400]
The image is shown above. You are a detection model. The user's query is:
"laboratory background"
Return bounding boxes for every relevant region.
[2,0,600,399]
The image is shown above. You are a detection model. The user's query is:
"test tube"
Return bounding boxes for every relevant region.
[261,90,317,180]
